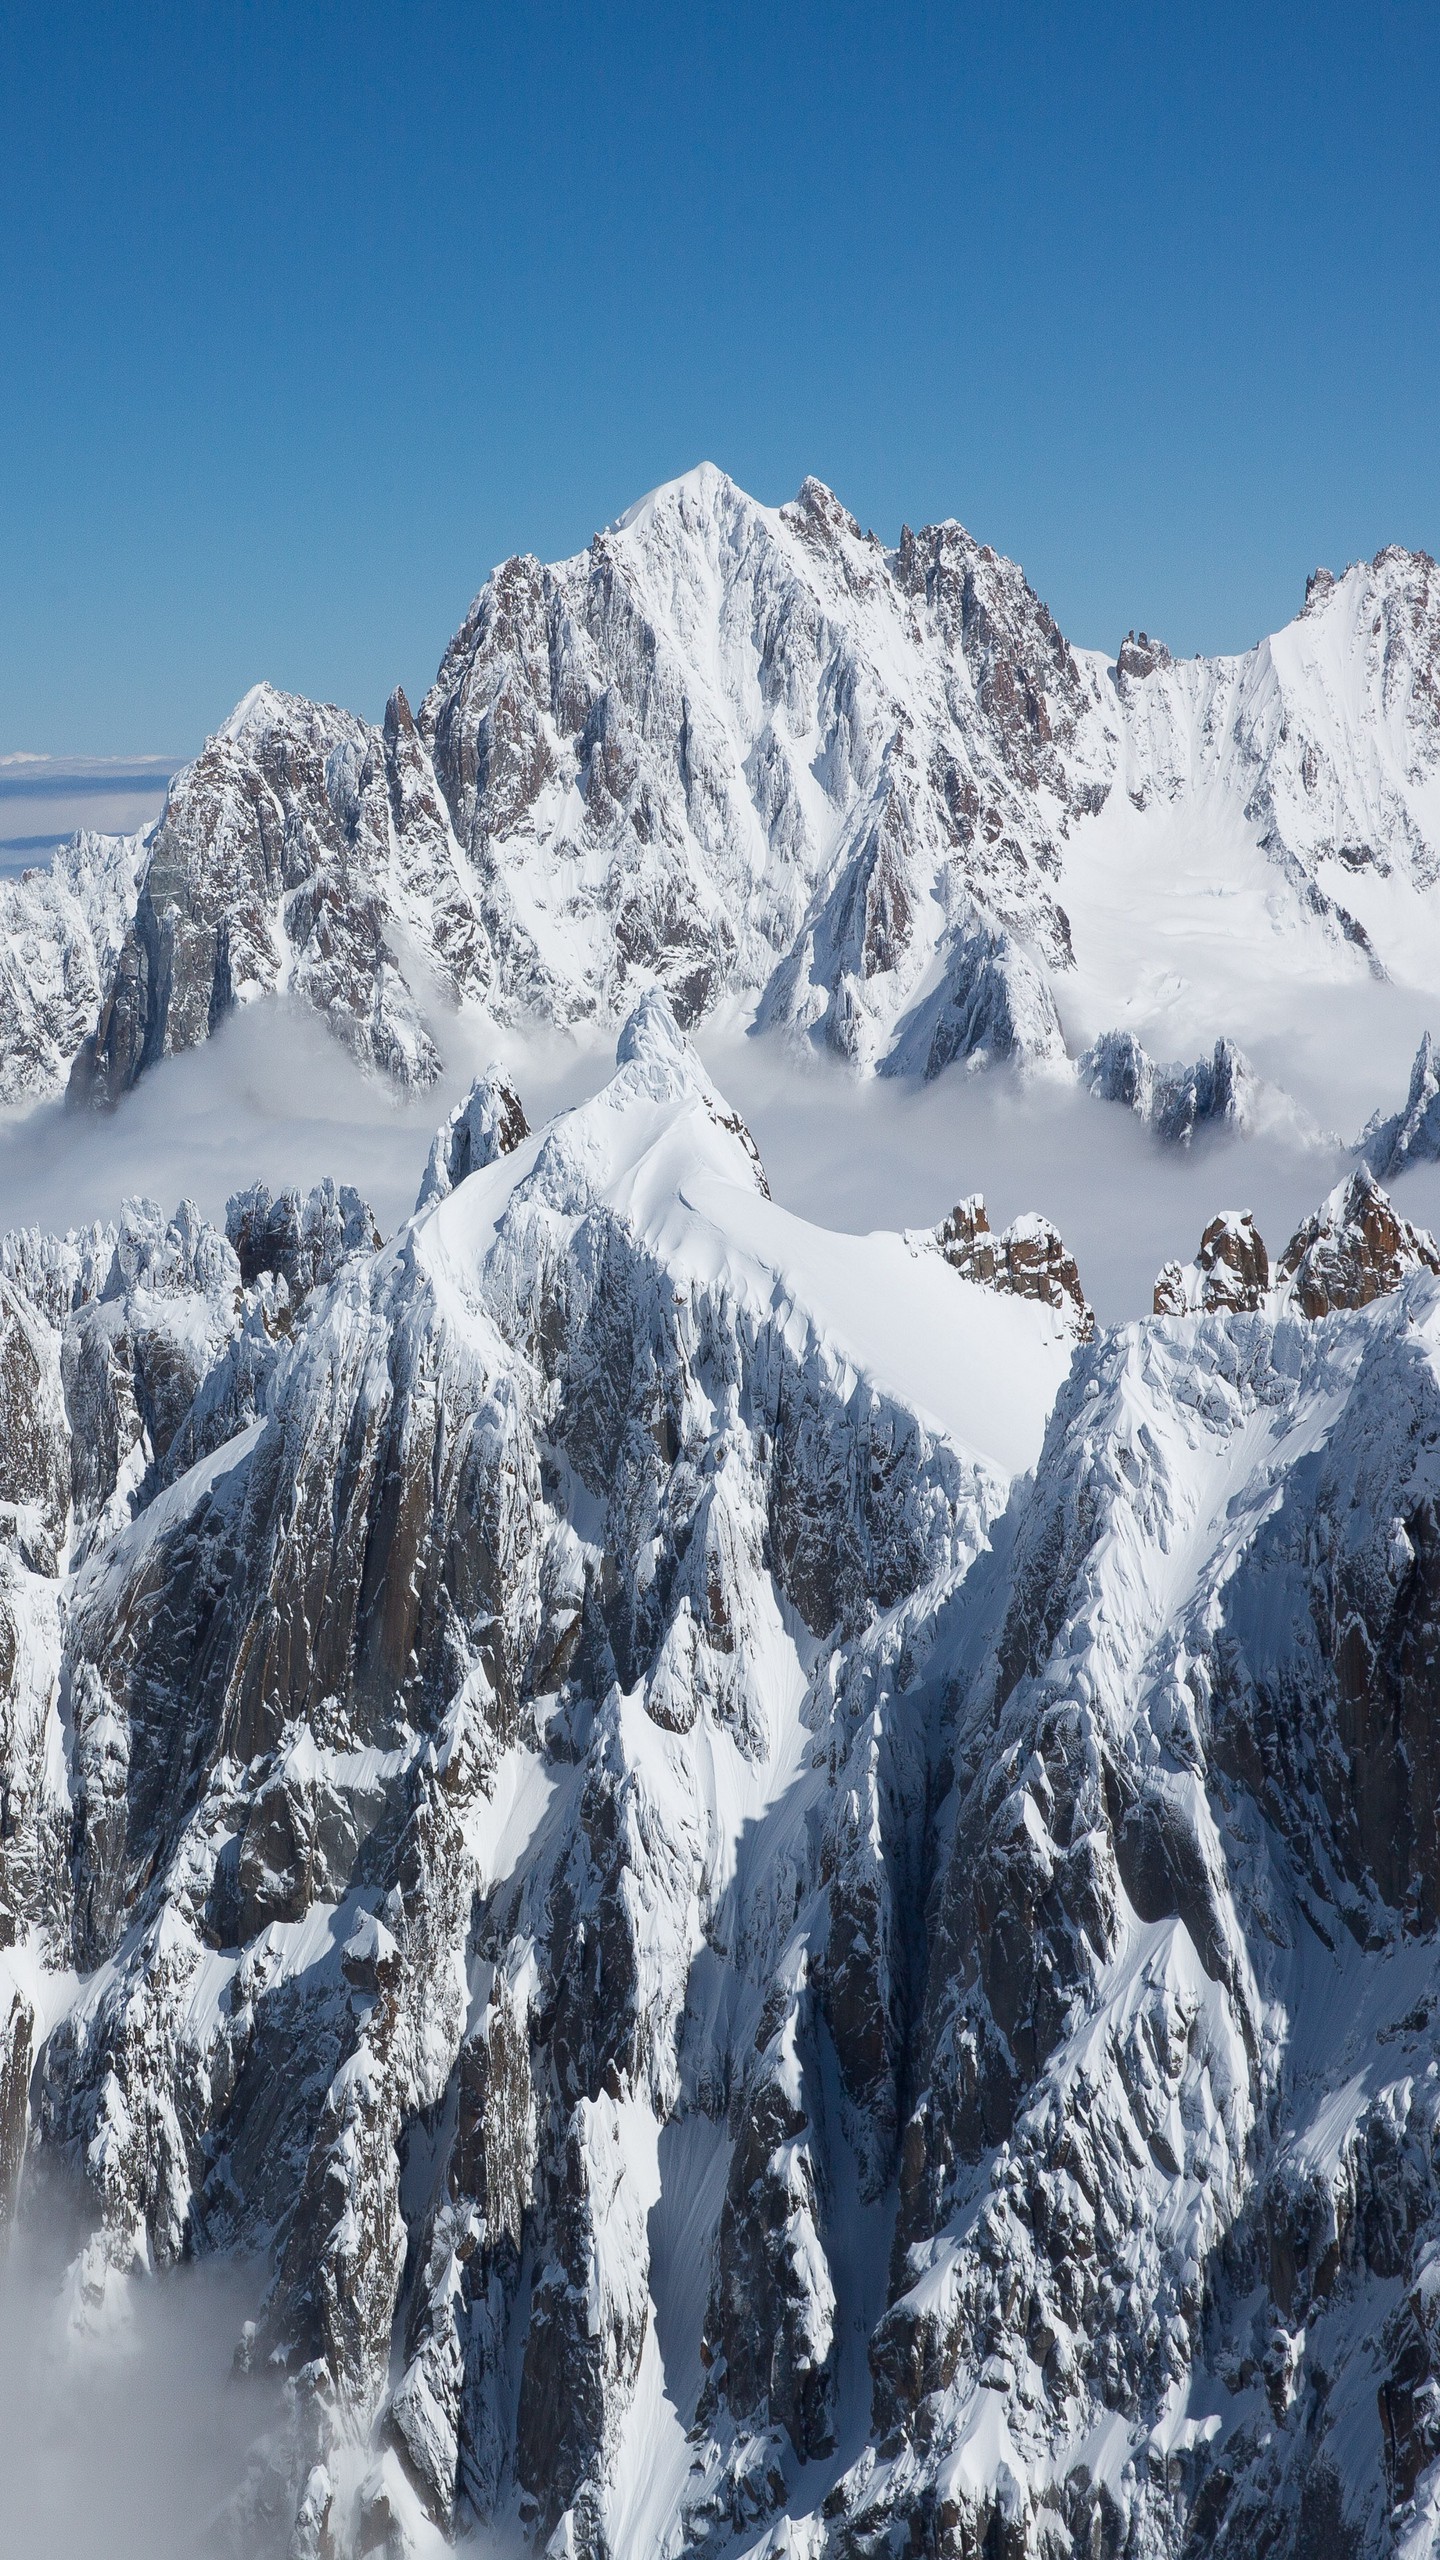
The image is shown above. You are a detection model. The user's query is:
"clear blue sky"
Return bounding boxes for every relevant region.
[3,1,1437,754]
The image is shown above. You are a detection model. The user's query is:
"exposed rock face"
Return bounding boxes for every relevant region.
[2,995,1071,2558]
[1083,1027,1257,1144]
[18,470,1122,1106]
[850,1269,1440,2560]
[879,913,1069,1081]
[226,1178,380,1296]
[933,1192,1094,1336]
[1113,628,1173,685]
[0,830,148,1103]
[15,1020,1440,2556]
[1152,1037,1254,1145]
[10,484,1440,1113]
[1154,1208,1271,1313]
[57,1196,246,1542]
[414,1067,529,1211]
[64,685,462,1106]
[1153,1178,1440,1328]
[1278,1164,1440,1316]
[0,1220,113,1333]
[1360,1031,1440,1177]
[423,468,1105,1077]
[0,1980,31,2212]
[1081,1023,1154,1114]
[701,1953,838,2468]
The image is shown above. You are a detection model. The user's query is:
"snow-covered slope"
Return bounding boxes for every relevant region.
[6,471,1438,1116]
[7,999,1440,2556]
[1059,547,1440,1060]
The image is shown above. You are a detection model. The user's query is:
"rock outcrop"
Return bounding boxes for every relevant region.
[1154,1208,1271,1313]
[1278,1164,1440,1316]
[1360,1031,1440,1178]
[226,1177,380,1295]
[0,829,148,1104]
[1083,1027,1258,1145]
[1153,1178,1440,1326]
[879,914,1069,1080]
[1113,627,1174,685]
[0,1981,31,2214]
[932,1192,1094,1336]
[414,1066,529,1211]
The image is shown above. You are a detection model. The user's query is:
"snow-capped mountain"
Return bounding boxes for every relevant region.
[6,996,1440,2556]
[4,466,1439,1112]
[8,467,1440,2559]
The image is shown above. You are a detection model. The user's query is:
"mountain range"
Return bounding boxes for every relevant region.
[6,473,1440,2560]
[3,465,1439,1119]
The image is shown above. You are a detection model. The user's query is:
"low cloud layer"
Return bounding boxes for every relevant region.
[0,996,606,1245]
[2,985,1439,1326]
[0,2216,280,2560]
[701,991,1440,1324]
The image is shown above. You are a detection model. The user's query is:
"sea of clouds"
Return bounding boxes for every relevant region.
[3,980,1440,1324]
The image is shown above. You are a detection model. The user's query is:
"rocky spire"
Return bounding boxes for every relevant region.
[1358,1030,1440,1178]
[932,1191,1093,1336]
[1154,1208,1270,1313]
[1278,1162,1440,1315]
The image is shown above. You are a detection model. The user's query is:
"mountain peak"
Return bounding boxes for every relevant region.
[217,679,296,745]
[785,472,866,545]
[610,458,746,534]
[614,984,698,1087]
[8,466,1440,1132]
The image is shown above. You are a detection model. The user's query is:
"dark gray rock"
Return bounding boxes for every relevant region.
[414,1071,529,1212]
[226,1178,380,1297]
[1359,1031,1440,1178]
[1083,1027,1257,1145]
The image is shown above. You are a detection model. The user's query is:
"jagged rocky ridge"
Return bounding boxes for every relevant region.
[9,1005,1440,2555]
[1151,1168,1440,1320]
[4,468,1440,1108]
[1082,1032,1258,1148]
[1361,1033,1440,1179]
[0,827,148,1103]
[415,1064,530,1211]
[923,1194,1094,1338]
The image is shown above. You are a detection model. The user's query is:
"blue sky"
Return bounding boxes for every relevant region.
[3,1,1437,754]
